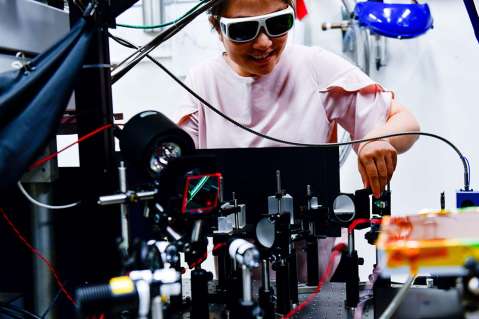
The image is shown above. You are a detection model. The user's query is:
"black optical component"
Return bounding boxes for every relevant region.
[119,111,195,179]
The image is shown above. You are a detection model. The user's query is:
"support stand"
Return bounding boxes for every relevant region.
[306,235,319,286]
[274,259,291,315]
[213,233,232,291]
[288,249,299,305]
[258,259,275,319]
[271,212,293,315]
[191,267,212,319]
[345,232,362,309]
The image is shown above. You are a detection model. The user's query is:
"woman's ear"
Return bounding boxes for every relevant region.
[208,15,221,33]
[209,15,224,41]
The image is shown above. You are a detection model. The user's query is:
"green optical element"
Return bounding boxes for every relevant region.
[187,176,210,204]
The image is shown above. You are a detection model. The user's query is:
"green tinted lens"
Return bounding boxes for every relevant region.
[228,21,259,42]
[265,13,294,36]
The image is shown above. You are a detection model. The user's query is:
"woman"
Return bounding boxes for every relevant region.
[177,0,420,199]
[175,0,420,284]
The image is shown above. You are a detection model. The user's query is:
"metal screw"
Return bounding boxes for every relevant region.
[468,277,479,295]
[426,278,434,288]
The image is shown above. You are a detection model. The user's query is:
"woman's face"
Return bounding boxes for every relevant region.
[219,0,289,77]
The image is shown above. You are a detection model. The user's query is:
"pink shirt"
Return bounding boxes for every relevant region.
[176,44,393,279]
[176,44,393,149]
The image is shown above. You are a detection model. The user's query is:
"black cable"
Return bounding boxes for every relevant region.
[108,34,471,191]
[0,303,41,319]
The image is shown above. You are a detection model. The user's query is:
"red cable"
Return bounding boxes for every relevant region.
[282,243,347,319]
[213,242,226,253]
[348,218,384,234]
[348,218,372,234]
[188,242,227,269]
[29,123,113,171]
[189,251,208,269]
[0,207,77,306]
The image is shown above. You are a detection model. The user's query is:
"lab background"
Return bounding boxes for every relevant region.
[81,0,479,281]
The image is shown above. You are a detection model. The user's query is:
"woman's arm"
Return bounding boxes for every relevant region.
[178,113,199,149]
[357,100,420,197]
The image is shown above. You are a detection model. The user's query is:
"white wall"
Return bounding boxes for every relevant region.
[110,0,479,280]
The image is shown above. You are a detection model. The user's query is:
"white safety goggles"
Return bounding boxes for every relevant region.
[219,6,295,43]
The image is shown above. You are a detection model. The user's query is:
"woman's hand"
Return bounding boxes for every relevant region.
[358,140,397,198]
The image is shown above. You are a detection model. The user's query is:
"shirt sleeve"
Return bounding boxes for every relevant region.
[319,67,393,151]
[175,74,199,148]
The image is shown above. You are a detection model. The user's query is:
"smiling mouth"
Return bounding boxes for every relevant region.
[250,51,274,61]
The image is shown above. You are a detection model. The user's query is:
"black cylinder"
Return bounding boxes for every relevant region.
[119,111,195,178]
[288,249,299,304]
[169,259,183,311]
[227,267,243,308]
[191,268,212,319]
[213,235,231,290]
[275,261,291,315]
[345,251,360,308]
[76,283,137,317]
[258,287,275,319]
[306,236,319,286]
[216,250,230,289]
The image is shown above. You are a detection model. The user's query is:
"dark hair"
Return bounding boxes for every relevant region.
[208,0,295,32]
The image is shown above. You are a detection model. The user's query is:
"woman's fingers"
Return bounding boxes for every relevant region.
[362,157,380,197]
[358,140,398,197]
[359,161,369,188]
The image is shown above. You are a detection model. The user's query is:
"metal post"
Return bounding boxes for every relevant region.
[152,296,164,319]
[191,268,211,319]
[276,170,282,214]
[306,237,319,286]
[28,184,54,319]
[68,1,116,198]
[288,249,298,305]
[259,259,274,319]
[118,162,130,254]
[261,259,270,291]
[233,192,239,230]
[275,259,291,315]
[348,231,355,256]
[345,230,360,308]
[242,265,252,303]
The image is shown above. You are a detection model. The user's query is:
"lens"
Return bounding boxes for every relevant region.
[265,13,294,36]
[165,245,179,264]
[243,248,260,268]
[149,142,182,176]
[228,21,259,42]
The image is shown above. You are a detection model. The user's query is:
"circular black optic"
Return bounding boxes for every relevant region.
[119,111,195,179]
[149,142,183,176]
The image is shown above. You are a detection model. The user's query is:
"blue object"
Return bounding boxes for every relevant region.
[457,190,479,208]
[354,2,434,39]
[0,19,93,190]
